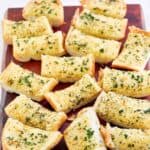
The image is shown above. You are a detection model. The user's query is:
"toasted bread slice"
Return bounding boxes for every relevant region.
[2,118,62,150]
[101,123,150,150]
[95,91,150,129]
[23,0,64,27]
[65,27,121,64]
[112,26,150,71]
[0,62,58,101]
[45,74,101,113]
[41,54,95,82]
[3,16,52,44]
[72,9,128,40]
[64,107,106,150]
[80,0,127,19]
[99,67,150,98]
[13,31,65,62]
[5,95,67,131]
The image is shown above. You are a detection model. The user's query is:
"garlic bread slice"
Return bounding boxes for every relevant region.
[112,26,150,71]
[95,91,150,129]
[0,62,58,101]
[5,95,67,131]
[2,118,62,150]
[101,124,150,150]
[3,16,52,44]
[13,31,65,62]
[99,67,150,98]
[45,74,101,113]
[23,0,64,27]
[80,0,127,19]
[65,27,121,64]
[41,54,95,82]
[64,108,106,150]
[72,9,128,40]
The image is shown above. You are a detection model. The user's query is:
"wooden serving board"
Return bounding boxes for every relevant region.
[0,5,149,150]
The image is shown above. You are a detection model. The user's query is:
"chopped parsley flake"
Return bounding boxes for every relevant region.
[86,128,94,139]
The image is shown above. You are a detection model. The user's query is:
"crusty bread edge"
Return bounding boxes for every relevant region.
[65,25,74,53]
[88,54,95,77]
[100,124,115,149]
[112,62,145,71]
[53,112,67,130]
[71,8,80,26]
[45,131,63,149]
[129,25,150,37]
[45,92,61,112]
[56,31,66,56]
[98,68,104,88]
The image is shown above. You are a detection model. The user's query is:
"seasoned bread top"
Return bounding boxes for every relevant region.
[3,16,52,44]
[2,118,63,150]
[5,94,67,131]
[80,0,127,18]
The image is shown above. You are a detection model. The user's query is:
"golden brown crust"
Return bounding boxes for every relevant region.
[100,125,115,149]
[120,19,128,40]
[111,63,142,71]
[44,92,59,112]
[55,113,67,130]
[98,68,104,88]
[89,54,95,77]
[129,26,150,37]
[71,8,80,26]
[65,26,73,50]
[61,32,67,55]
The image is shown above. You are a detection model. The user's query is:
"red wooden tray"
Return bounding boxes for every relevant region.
[0,5,149,150]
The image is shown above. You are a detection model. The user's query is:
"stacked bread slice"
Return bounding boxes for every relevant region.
[65,0,128,64]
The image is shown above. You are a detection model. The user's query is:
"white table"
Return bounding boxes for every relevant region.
[0,0,150,101]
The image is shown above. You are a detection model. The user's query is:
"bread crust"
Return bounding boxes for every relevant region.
[129,25,150,36]
[71,8,80,26]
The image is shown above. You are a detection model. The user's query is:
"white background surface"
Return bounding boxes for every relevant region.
[0,0,150,101]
